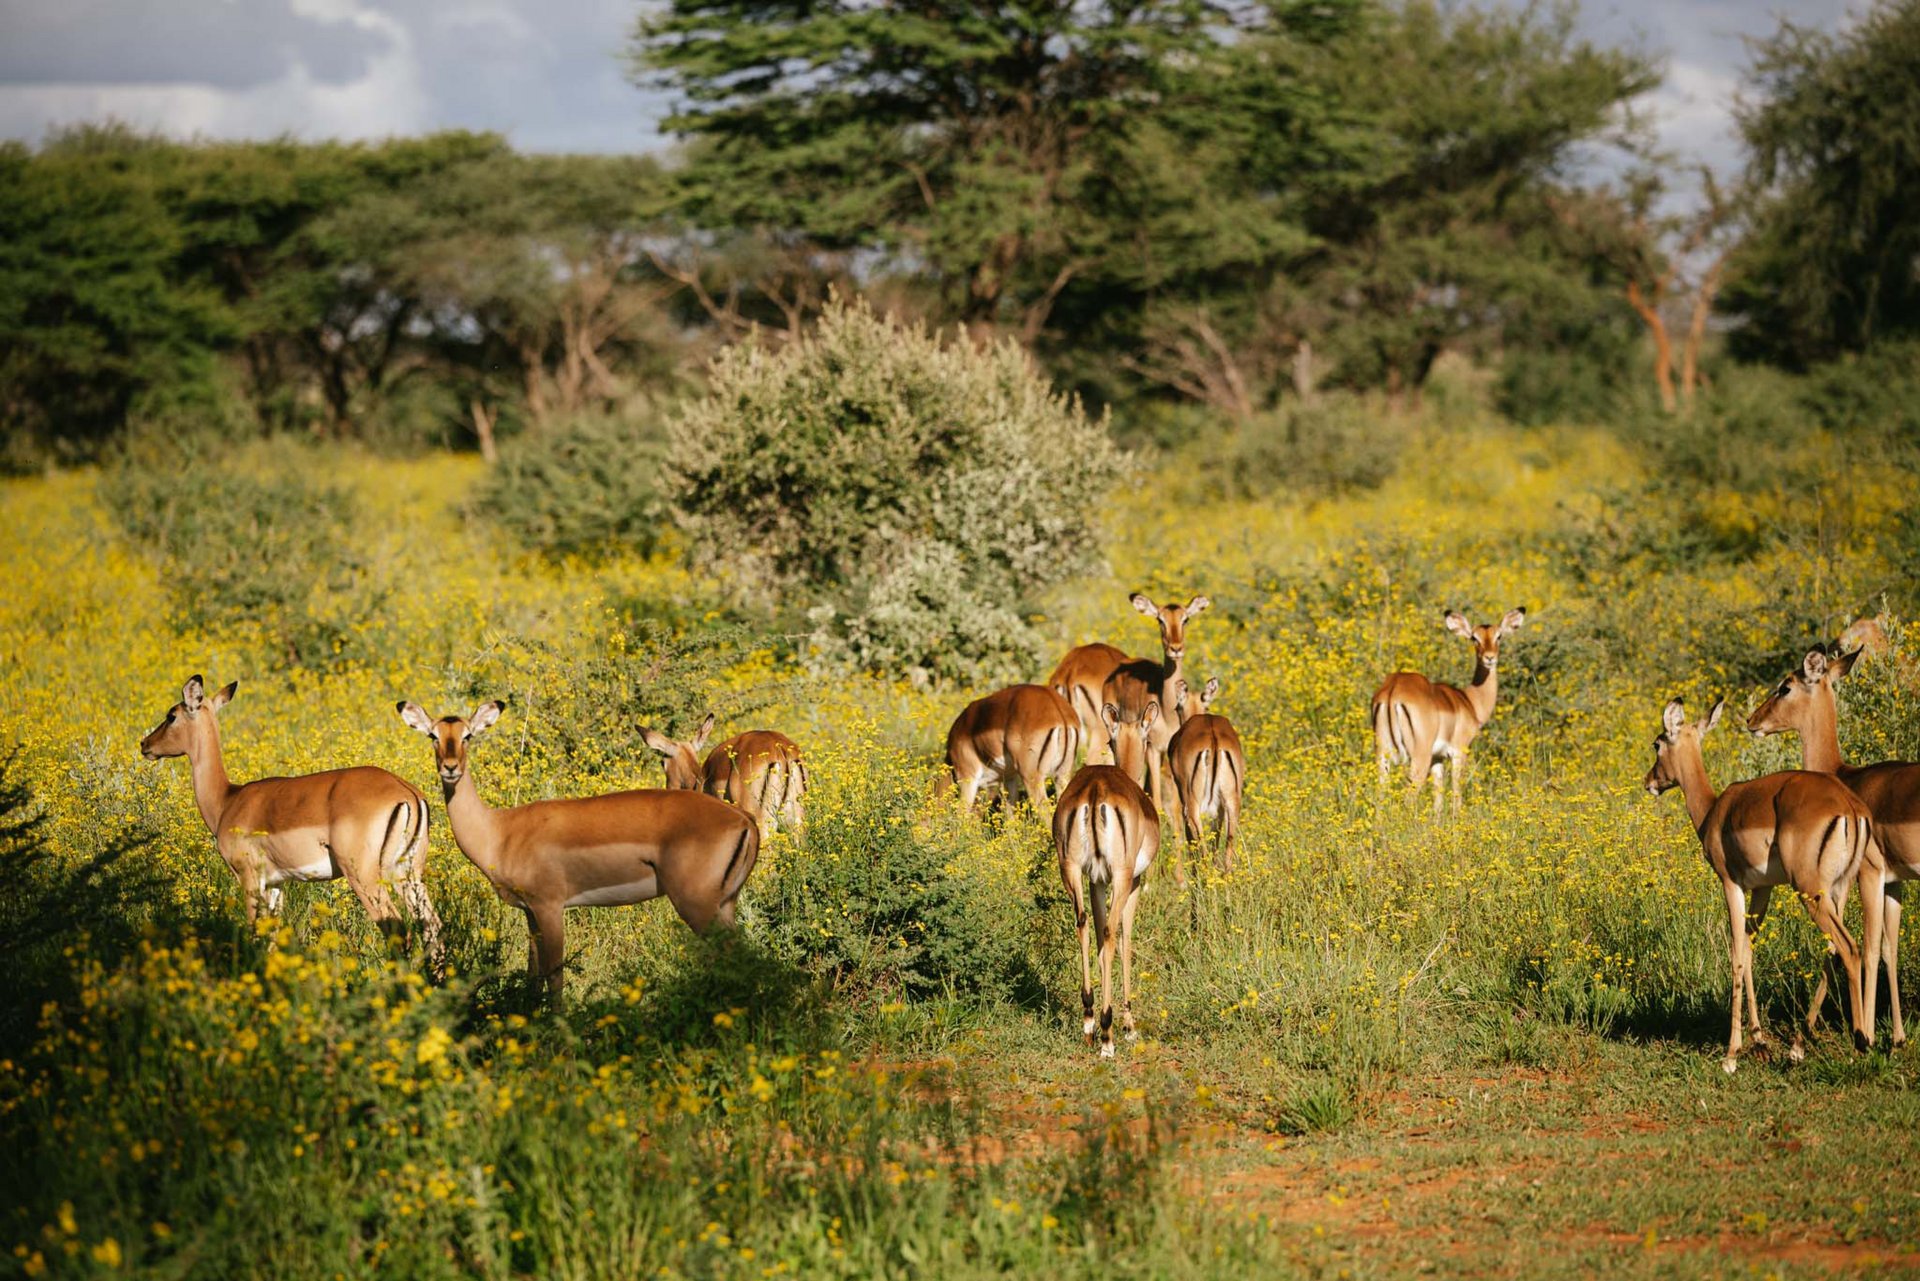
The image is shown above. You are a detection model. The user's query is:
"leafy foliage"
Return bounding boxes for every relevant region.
[476,410,671,558]
[1725,0,1920,364]
[666,297,1125,682]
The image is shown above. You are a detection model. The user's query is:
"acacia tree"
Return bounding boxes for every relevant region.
[1723,0,1920,364]
[630,0,1234,342]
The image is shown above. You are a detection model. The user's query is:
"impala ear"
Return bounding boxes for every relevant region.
[1172,677,1190,714]
[1100,701,1121,738]
[1831,646,1863,681]
[397,701,436,737]
[209,680,237,711]
[467,700,504,738]
[1202,676,1221,708]
[1662,699,1687,737]
[691,711,717,753]
[183,675,206,714]
[639,727,679,758]
[1444,612,1473,640]
[1142,699,1162,731]
[1185,595,1211,617]
[1498,607,1527,637]
[1704,700,1726,734]
[1802,648,1828,682]
[1130,593,1159,619]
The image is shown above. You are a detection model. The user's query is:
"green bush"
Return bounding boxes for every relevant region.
[1495,347,1628,427]
[665,296,1126,684]
[475,410,669,557]
[1195,393,1408,500]
[98,427,360,638]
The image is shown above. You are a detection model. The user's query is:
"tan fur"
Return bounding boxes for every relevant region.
[945,684,1080,812]
[141,676,444,978]
[1054,701,1160,1058]
[1749,645,1913,1044]
[645,718,807,835]
[1098,593,1211,817]
[1646,697,1877,1071]
[401,701,757,1001]
[1048,643,1129,765]
[1166,678,1244,878]
[1371,607,1525,814]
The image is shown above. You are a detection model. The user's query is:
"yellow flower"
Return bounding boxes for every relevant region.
[91,1238,122,1268]
[416,1025,453,1066]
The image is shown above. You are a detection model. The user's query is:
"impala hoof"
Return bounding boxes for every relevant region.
[1788,1040,1806,1064]
[1854,1029,1873,1053]
[1721,1056,1739,1075]
[1099,1042,1115,1060]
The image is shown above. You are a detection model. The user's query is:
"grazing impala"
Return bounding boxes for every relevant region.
[1167,677,1245,879]
[140,676,444,978]
[398,700,758,1000]
[1644,697,1878,1072]
[1372,608,1525,813]
[1102,594,1211,811]
[945,684,1080,812]
[1749,644,1915,1045]
[1055,699,1162,1057]
[642,713,809,834]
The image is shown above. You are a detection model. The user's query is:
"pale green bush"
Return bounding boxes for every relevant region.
[666,296,1125,683]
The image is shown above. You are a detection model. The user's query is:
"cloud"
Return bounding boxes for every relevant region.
[0,0,429,143]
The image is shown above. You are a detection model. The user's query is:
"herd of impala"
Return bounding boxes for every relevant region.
[137,598,1917,1070]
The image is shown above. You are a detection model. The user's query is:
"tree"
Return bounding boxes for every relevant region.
[1722,0,1920,365]
[630,0,1239,342]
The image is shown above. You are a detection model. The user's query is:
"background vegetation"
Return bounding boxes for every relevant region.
[5,1,1920,1277]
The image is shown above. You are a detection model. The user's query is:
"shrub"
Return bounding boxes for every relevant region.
[665,296,1126,684]
[475,410,670,557]
[1193,393,1408,501]
[98,427,360,638]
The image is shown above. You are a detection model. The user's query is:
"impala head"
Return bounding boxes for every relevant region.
[1100,699,1160,788]
[1644,697,1723,796]
[639,712,717,790]
[1130,592,1211,663]
[1174,676,1221,718]
[1746,646,1860,737]
[1445,607,1527,672]
[398,699,503,792]
[141,675,236,760]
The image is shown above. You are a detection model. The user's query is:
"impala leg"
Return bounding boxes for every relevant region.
[1219,792,1240,874]
[956,771,981,814]
[1427,761,1445,817]
[1858,862,1887,1044]
[523,907,541,978]
[1063,856,1096,1046]
[1743,885,1772,1047]
[1405,748,1434,813]
[1118,874,1144,1044]
[530,903,567,1004]
[1723,881,1750,1073]
[1094,877,1118,1060]
[1885,885,1905,1048]
[342,866,406,958]
[401,878,446,983]
[1450,752,1467,814]
[1805,891,1869,1052]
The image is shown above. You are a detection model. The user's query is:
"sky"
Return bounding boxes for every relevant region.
[0,0,1866,176]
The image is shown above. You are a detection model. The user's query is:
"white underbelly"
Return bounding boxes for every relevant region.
[263,852,336,886]
[567,876,658,908]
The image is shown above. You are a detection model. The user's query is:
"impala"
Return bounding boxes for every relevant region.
[1055,699,1161,1057]
[1644,697,1877,1072]
[140,675,444,978]
[1748,644,1915,1045]
[1102,593,1211,812]
[1372,607,1525,813]
[1049,642,1129,765]
[1167,677,1245,879]
[945,684,1080,812]
[398,700,758,1000]
[642,713,809,834]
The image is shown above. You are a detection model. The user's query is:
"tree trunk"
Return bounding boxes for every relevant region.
[1291,340,1317,406]
[1626,279,1677,414]
[470,399,499,464]
[1680,254,1727,412]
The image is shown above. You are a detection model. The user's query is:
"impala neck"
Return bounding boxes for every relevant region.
[1465,655,1498,725]
[1798,693,1848,774]
[1161,647,1189,723]
[184,716,235,833]
[1672,741,1719,833]
[444,769,505,880]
